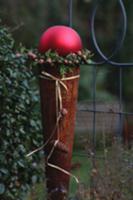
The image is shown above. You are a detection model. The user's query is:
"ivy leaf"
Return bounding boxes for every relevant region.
[17,160,25,168]
[0,168,8,175]
[32,175,37,184]
[0,183,5,194]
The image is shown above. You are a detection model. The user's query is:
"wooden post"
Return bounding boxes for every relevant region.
[39,64,80,200]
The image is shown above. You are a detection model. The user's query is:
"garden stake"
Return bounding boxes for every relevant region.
[26,26,91,199]
[39,64,80,200]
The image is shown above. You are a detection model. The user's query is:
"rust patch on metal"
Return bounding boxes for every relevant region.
[39,65,80,199]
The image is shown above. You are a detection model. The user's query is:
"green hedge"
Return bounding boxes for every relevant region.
[0,26,43,200]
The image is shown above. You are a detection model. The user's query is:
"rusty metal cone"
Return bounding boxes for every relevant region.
[39,64,80,200]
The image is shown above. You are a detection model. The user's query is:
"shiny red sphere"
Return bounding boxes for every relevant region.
[38,26,83,56]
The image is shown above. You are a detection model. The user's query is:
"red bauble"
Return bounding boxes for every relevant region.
[38,26,83,56]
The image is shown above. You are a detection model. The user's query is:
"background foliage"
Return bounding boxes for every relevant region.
[73,143,133,200]
[0,0,132,105]
[0,26,43,200]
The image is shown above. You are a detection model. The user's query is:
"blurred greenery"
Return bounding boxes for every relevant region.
[26,138,133,200]
[0,0,132,105]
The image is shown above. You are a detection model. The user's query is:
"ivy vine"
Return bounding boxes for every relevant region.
[0,26,43,200]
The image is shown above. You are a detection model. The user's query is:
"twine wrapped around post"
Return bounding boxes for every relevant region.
[39,64,80,200]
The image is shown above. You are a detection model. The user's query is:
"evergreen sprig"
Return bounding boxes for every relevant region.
[28,49,93,75]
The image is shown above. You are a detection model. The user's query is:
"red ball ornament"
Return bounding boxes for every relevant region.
[38,26,83,56]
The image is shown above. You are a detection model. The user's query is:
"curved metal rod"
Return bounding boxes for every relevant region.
[91,0,133,67]
[90,0,126,65]
[68,0,73,27]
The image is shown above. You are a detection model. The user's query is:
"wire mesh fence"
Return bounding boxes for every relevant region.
[68,0,133,199]
[67,0,133,151]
